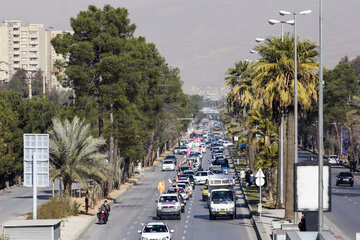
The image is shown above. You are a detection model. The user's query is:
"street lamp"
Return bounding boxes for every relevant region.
[279,8,311,224]
[255,38,265,43]
[249,49,257,54]
[268,19,294,42]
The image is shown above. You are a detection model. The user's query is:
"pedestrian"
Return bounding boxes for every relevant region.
[245,170,250,191]
[240,169,245,186]
[249,170,254,187]
[298,213,306,231]
[85,192,89,214]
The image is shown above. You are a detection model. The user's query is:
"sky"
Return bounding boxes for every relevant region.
[2,0,360,97]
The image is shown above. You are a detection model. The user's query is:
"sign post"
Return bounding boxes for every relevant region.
[255,169,265,218]
[24,134,49,220]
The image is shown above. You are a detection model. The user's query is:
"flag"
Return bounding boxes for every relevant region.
[177,158,181,170]
[182,156,187,164]
[168,179,173,186]
[186,147,191,156]
[176,175,178,182]
[157,180,165,194]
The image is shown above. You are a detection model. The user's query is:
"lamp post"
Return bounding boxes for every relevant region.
[268,19,294,42]
[279,9,311,224]
[318,0,324,232]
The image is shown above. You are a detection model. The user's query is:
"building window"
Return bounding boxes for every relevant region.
[22,51,27,54]
[21,38,28,42]
[13,34,19,38]
[21,57,28,61]
[30,37,37,41]
[14,61,20,64]
[21,31,28,35]
[29,51,37,54]
[21,44,27,48]
[30,57,38,61]
[13,28,19,31]
[13,48,20,51]
[22,64,28,68]
[30,44,37,48]
[14,54,20,57]
[30,64,37,68]
[13,41,20,44]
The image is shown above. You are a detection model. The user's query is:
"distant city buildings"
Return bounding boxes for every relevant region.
[0,20,67,91]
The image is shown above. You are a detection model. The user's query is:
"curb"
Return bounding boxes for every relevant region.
[72,173,145,240]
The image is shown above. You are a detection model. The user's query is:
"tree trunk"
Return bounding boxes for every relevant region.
[285,107,295,220]
[63,176,72,197]
[107,104,115,195]
[144,131,155,167]
[248,132,255,170]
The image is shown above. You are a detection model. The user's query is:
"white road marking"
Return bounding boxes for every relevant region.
[182,236,186,239]
[183,230,187,234]
[187,215,190,218]
[130,226,134,229]
[127,231,130,235]
[138,216,141,219]
[186,220,189,223]
[134,221,138,224]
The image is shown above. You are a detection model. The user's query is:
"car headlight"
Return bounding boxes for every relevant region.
[162,237,170,240]
[175,205,180,210]
[157,206,162,210]
[229,207,234,211]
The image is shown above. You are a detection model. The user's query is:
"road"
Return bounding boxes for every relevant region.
[298,149,360,240]
[82,149,256,240]
[0,185,52,224]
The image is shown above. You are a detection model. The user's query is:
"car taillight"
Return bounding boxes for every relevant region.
[351,178,354,181]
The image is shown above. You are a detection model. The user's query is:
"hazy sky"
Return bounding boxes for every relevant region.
[2,0,360,96]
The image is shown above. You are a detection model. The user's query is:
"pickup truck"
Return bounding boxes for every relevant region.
[156,194,182,220]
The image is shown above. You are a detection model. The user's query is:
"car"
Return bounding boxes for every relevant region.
[336,172,354,186]
[211,168,224,175]
[164,155,177,164]
[162,160,176,171]
[138,222,174,240]
[222,140,234,147]
[156,194,182,220]
[174,182,192,197]
[202,184,209,201]
[173,146,182,155]
[167,188,186,212]
[180,174,195,188]
[194,171,214,185]
[328,155,339,165]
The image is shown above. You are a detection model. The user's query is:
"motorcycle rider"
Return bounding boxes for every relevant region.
[98,200,111,222]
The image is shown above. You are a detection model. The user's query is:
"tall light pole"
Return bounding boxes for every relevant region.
[318,0,324,232]
[279,9,311,224]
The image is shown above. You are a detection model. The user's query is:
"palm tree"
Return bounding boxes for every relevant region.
[252,34,318,219]
[49,116,109,196]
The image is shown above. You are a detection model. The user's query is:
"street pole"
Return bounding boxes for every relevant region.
[33,152,37,219]
[318,0,324,232]
[281,23,284,42]
[280,112,284,206]
[293,13,299,224]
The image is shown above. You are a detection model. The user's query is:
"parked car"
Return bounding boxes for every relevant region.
[328,155,339,165]
[138,222,174,240]
[336,172,354,187]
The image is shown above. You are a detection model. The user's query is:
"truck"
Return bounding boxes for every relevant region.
[207,174,236,220]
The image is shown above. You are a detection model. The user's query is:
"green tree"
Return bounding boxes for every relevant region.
[7,69,28,98]
[49,116,109,196]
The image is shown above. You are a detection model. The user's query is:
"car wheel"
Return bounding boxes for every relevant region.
[202,196,205,201]
[177,214,181,220]
[209,213,215,220]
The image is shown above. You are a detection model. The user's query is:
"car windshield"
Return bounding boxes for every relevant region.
[159,195,178,203]
[339,173,352,177]
[330,155,338,158]
[212,170,222,174]
[180,166,191,171]
[211,191,234,203]
[143,225,168,233]
[182,175,194,181]
[196,172,208,176]
[164,160,173,164]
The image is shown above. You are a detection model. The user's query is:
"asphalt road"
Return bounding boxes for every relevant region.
[0,185,52,224]
[82,149,256,240]
[298,149,360,240]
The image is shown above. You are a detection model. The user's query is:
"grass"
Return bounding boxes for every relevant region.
[26,196,80,219]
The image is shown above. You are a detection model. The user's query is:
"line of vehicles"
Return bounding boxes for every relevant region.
[138,119,238,239]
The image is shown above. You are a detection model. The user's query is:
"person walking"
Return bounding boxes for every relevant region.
[240,169,245,186]
[245,170,250,191]
[249,170,254,187]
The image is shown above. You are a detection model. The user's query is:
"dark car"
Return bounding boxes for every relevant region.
[336,172,354,187]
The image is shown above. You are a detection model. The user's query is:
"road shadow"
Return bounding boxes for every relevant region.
[14,194,51,200]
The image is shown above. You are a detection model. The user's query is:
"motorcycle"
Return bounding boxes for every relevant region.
[97,210,108,224]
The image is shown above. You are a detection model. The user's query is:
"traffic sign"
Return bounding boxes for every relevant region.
[255,169,265,178]
[234,136,239,141]
[255,177,265,187]
[23,134,49,187]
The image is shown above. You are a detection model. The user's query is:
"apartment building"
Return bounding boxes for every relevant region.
[0,20,66,91]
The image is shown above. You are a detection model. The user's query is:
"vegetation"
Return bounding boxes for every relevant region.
[0,5,203,194]
[26,197,80,219]
[224,32,360,220]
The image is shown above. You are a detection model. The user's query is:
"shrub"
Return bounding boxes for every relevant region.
[27,197,80,219]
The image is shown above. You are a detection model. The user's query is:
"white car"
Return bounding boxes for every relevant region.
[138,222,174,240]
[194,171,214,184]
[223,140,234,147]
[328,155,339,165]
[162,160,176,171]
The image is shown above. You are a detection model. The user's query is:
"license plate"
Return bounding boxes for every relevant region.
[219,212,227,215]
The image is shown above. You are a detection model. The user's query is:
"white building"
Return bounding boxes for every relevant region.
[0,20,66,91]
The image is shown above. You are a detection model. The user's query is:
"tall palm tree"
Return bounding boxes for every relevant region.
[49,116,109,196]
[252,34,318,219]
